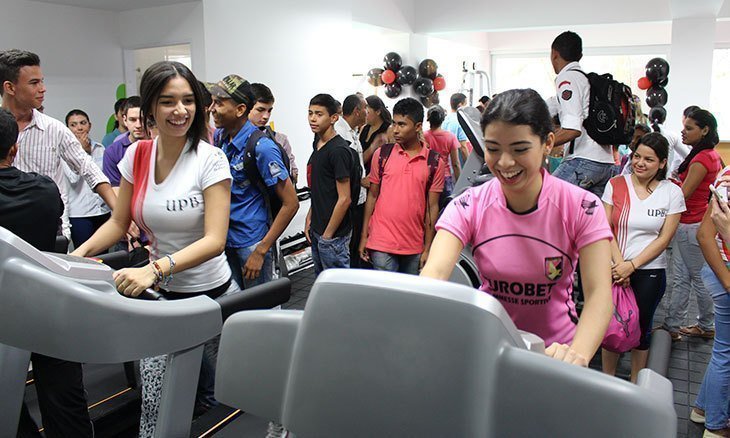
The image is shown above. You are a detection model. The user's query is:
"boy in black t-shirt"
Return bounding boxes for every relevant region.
[0,109,93,437]
[305,94,352,274]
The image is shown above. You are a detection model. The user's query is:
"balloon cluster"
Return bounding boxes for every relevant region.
[366,52,446,107]
[637,58,670,123]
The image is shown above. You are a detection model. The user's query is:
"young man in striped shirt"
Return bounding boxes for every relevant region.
[0,49,116,239]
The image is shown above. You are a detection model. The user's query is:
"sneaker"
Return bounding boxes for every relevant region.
[680,325,715,339]
[704,427,730,437]
[691,408,706,424]
[266,421,292,438]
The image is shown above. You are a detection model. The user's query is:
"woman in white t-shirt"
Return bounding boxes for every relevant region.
[601,132,685,381]
[72,61,234,436]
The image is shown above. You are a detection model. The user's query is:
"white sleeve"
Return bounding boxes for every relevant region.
[668,183,686,214]
[200,145,232,190]
[118,142,138,184]
[601,179,614,205]
[556,73,584,131]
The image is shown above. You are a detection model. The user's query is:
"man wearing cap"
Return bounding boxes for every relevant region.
[207,74,298,289]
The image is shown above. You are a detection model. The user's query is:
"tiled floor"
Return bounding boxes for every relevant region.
[284,267,715,438]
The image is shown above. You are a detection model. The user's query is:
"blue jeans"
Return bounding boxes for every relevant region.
[552,157,616,198]
[310,230,350,275]
[225,243,273,290]
[695,265,730,429]
[664,223,715,331]
[370,250,421,275]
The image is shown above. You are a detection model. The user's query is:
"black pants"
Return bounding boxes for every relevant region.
[630,269,667,350]
[17,354,93,438]
[350,202,366,269]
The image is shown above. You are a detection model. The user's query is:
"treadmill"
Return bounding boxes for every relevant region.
[215,269,677,437]
[0,227,289,437]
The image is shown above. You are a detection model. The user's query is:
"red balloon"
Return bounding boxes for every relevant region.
[637,76,652,90]
[381,69,396,85]
[433,75,446,91]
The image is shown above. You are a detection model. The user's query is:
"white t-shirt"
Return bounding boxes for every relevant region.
[658,126,690,178]
[334,117,366,205]
[602,175,686,269]
[555,62,614,164]
[119,138,232,292]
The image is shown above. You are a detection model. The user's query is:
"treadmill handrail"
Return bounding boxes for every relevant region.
[217,278,291,322]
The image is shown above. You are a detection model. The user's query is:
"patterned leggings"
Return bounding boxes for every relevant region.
[139,355,167,438]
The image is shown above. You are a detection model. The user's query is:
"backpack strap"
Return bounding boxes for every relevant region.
[243,129,275,224]
[377,143,396,184]
[425,149,440,195]
[131,140,154,226]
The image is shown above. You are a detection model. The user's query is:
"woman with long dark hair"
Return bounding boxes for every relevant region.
[72,61,236,436]
[601,132,685,381]
[360,95,392,172]
[662,109,721,341]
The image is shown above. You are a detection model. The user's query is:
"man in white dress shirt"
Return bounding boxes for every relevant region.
[0,49,116,239]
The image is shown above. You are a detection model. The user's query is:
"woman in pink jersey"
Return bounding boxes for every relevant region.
[72,61,235,436]
[421,89,614,367]
[693,167,730,437]
[601,132,685,381]
[662,109,721,341]
[424,105,461,200]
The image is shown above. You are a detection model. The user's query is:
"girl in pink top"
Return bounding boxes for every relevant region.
[421,89,614,367]
[424,105,461,198]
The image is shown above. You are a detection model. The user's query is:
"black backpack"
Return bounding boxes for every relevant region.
[242,128,293,223]
[572,69,635,146]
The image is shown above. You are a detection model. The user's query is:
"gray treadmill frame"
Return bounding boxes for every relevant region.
[0,227,222,438]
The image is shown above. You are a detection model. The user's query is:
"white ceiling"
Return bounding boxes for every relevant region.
[30,0,198,12]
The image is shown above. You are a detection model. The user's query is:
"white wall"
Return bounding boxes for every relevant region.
[0,0,123,141]
[118,2,206,83]
[203,0,352,184]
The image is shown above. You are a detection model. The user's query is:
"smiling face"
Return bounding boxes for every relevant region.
[483,121,553,196]
[209,96,245,131]
[631,144,665,181]
[152,76,196,140]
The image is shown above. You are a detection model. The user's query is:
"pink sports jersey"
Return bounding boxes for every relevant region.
[437,169,613,345]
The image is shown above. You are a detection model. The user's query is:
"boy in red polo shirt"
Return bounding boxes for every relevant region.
[359,97,445,274]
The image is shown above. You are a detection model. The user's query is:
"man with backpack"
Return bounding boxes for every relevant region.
[207,74,299,289]
[359,97,445,274]
[550,31,617,197]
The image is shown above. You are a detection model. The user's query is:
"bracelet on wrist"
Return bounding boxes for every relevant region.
[628,260,636,270]
[163,254,176,287]
[149,261,164,285]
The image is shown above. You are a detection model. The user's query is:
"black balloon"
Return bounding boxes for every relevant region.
[384,82,402,98]
[420,92,440,107]
[645,86,668,108]
[649,106,667,124]
[414,77,434,97]
[384,52,403,71]
[396,65,418,85]
[657,77,669,87]
[645,58,670,84]
[418,59,438,79]
[367,68,384,87]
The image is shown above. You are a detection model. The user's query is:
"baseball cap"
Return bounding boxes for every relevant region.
[205,74,253,106]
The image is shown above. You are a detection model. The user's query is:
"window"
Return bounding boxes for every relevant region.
[711,48,730,140]
[492,50,667,119]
